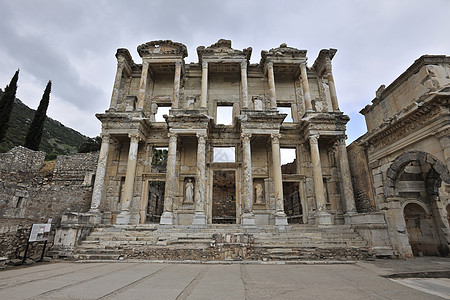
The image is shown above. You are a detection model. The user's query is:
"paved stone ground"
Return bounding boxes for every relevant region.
[0,258,448,299]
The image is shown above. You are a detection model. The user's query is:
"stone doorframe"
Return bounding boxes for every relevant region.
[207,163,242,224]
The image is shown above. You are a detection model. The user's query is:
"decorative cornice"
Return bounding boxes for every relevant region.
[260,43,307,65]
[137,40,188,58]
[197,39,252,63]
[312,49,337,76]
[115,48,135,71]
[364,98,449,149]
[361,55,450,115]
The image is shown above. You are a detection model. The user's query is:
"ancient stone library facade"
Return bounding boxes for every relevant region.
[1,39,449,261]
[88,39,356,228]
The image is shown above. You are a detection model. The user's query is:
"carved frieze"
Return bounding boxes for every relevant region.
[365,99,448,150]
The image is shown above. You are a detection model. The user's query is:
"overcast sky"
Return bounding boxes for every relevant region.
[0,0,449,144]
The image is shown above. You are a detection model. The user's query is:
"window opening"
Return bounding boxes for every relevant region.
[216,105,233,125]
[280,148,296,174]
[277,105,293,123]
[16,197,23,208]
[155,106,170,122]
[151,147,168,173]
[213,147,235,162]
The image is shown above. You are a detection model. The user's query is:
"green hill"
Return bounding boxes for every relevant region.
[0,89,90,156]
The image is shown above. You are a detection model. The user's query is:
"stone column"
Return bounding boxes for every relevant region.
[325,59,339,111]
[193,133,207,225]
[89,134,110,215]
[309,134,332,224]
[267,61,277,109]
[337,137,357,223]
[109,59,125,110]
[271,133,288,226]
[173,61,182,109]
[241,60,249,109]
[300,62,312,111]
[116,133,140,224]
[200,61,208,108]
[241,133,255,225]
[137,60,149,110]
[160,132,178,225]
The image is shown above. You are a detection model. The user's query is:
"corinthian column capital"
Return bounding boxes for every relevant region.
[128,133,140,144]
[196,132,207,142]
[309,134,319,144]
[100,133,111,143]
[241,133,252,142]
[337,135,347,145]
[271,133,281,144]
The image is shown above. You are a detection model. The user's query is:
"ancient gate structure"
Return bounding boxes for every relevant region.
[88,39,357,227]
[349,55,450,258]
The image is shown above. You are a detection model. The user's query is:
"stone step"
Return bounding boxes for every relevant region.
[75,253,121,260]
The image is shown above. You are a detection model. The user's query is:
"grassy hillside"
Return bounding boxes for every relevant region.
[0,89,89,155]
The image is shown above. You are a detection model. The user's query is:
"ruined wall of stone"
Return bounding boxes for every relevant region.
[0,147,98,258]
[0,146,45,172]
[347,143,376,212]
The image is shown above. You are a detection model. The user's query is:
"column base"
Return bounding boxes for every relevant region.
[160,212,174,225]
[315,211,333,225]
[275,212,288,226]
[116,210,131,225]
[86,209,102,225]
[192,212,207,225]
[241,213,256,226]
[344,211,358,225]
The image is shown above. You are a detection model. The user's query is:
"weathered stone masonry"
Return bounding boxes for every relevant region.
[0,146,98,258]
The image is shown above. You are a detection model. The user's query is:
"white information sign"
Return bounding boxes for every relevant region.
[28,223,51,242]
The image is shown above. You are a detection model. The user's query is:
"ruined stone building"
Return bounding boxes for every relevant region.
[4,40,447,261]
[0,146,98,258]
[89,39,357,227]
[348,55,450,258]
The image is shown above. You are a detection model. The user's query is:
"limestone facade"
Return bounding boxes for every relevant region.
[92,39,357,227]
[349,55,450,258]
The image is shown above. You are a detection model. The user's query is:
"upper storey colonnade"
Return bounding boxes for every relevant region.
[107,39,340,118]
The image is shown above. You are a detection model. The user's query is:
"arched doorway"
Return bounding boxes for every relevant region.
[386,151,450,257]
[403,202,438,256]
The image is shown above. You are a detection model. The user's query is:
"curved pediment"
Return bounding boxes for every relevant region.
[137,40,188,58]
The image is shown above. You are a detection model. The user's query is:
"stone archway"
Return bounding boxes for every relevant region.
[385,151,450,257]
[385,151,450,198]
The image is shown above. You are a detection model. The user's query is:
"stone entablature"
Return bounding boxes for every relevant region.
[360,55,450,132]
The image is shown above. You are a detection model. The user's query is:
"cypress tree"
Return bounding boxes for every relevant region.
[0,70,19,143]
[24,81,52,151]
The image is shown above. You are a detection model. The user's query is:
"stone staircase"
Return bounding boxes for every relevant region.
[252,225,371,260]
[73,224,372,261]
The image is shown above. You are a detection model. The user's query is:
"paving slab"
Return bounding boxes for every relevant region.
[0,259,447,299]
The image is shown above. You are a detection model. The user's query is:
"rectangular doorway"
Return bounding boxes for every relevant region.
[283,182,303,224]
[147,181,165,223]
[212,170,236,224]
